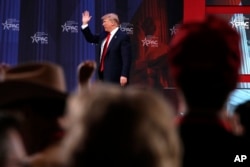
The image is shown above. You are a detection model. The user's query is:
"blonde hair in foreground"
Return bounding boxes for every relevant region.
[62,83,182,167]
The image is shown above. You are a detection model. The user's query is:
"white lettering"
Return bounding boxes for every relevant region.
[234,155,247,162]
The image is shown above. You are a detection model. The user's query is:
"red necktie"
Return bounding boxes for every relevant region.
[100,33,111,72]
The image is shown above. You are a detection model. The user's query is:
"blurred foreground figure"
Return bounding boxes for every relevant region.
[232,100,250,152]
[0,63,10,81]
[0,113,27,167]
[60,83,182,167]
[0,62,68,155]
[77,60,96,90]
[167,15,246,167]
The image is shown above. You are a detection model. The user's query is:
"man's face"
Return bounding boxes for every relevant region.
[102,18,114,32]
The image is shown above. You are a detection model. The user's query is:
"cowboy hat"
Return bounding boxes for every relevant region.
[0,62,68,108]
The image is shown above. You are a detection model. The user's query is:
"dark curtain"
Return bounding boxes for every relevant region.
[0,0,20,64]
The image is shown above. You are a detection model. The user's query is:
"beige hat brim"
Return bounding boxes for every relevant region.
[0,80,68,108]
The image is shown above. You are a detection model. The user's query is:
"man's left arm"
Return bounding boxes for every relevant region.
[120,34,132,86]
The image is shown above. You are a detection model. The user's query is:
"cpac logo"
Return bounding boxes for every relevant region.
[230,18,249,29]
[141,35,158,47]
[61,20,78,33]
[234,155,247,162]
[170,24,180,36]
[120,23,134,35]
[2,19,19,31]
[31,32,48,44]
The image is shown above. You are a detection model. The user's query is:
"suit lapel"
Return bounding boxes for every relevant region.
[106,29,120,53]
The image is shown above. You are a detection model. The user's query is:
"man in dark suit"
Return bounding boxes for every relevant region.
[81,11,132,86]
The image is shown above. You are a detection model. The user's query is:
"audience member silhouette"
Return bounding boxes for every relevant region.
[167,15,246,166]
[76,60,96,90]
[59,83,182,167]
[0,113,27,167]
[0,62,68,155]
[19,61,99,167]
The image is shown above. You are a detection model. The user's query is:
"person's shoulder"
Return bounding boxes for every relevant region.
[117,28,128,36]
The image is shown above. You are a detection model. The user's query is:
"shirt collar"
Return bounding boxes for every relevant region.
[110,27,119,36]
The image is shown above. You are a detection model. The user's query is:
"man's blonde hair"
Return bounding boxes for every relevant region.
[101,13,120,25]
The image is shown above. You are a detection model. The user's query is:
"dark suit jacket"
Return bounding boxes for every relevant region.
[81,26,132,84]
